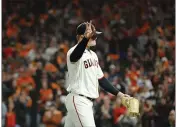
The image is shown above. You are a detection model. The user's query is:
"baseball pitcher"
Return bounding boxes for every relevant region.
[64,21,139,127]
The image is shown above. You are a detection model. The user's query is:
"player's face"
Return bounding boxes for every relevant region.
[87,34,97,47]
[88,38,96,46]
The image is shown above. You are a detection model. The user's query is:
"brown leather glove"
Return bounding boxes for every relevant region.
[121,96,140,117]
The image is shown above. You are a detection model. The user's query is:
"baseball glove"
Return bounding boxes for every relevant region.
[121,96,140,117]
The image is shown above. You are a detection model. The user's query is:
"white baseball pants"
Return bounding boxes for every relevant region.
[64,93,96,127]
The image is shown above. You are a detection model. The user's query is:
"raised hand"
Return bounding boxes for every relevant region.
[84,20,94,39]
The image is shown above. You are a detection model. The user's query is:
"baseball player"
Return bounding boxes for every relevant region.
[64,21,130,127]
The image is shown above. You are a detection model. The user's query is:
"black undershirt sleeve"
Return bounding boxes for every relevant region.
[70,37,89,62]
[98,77,119,96]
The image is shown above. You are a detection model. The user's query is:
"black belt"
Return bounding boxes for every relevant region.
[69,92,95,102]
[78,94,95,102]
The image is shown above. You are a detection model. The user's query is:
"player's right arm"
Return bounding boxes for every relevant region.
[70,21,94,62]
[70,37,89,62]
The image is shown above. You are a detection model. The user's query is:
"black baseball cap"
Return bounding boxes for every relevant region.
[76,22,102,35]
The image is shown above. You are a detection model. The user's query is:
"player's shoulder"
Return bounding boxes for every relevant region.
[90,50,98,57]
[67,44,78,56]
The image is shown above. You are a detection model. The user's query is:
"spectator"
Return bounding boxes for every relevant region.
[2,100,7,127]
[118,110,138,127]
[168,109,175,127]
[154,98,174,127]
[6,102,16,127]
[112,98,126,127]
[42,102,63,127]
[39,79,53,105]
[55,95,67,117]
[94,91,105,127]
[15,66,35,94]
[100,96,113,127]
[141,100,154,127]
[14,90,32,127]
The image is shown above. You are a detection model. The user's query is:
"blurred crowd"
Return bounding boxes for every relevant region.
[2,0,175,127]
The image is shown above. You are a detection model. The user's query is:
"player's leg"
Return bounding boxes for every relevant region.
[64,112,74,127]
[71,94,96,127]
[65,93,96,127]
[64,94,74,127]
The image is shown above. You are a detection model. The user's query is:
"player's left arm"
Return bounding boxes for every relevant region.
[97,61,140,117]
[97,62,129,98]
[98,77,129,98]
